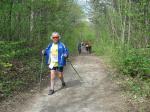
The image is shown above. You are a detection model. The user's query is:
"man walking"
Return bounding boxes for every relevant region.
[42,32,69,95]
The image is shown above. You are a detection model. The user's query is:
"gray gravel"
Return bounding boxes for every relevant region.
[16,55,131,112]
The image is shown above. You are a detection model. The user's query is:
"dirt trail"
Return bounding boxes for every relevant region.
[14,55,131,112]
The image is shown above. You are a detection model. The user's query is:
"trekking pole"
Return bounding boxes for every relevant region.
[39,54,44,91]
[67,59,83,81]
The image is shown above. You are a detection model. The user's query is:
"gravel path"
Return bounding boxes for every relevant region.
[14,55,130,112]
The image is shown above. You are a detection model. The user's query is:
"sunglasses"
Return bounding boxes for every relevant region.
[52,37,59,39]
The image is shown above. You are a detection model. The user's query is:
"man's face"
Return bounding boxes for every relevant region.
[52,36,59,43]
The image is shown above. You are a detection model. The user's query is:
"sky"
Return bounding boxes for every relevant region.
[77,0,87,5]
[77,0,90,22]
[77,0,89,11]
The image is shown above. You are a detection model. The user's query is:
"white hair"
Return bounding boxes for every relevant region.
[50,32,61,39]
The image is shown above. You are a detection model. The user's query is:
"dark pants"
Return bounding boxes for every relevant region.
[50,66,64,72]
[86,46,91,53]
[78,48,81,54]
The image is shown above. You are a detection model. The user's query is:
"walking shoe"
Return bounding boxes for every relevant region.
[48,90,54,95]
[62,82,66,88]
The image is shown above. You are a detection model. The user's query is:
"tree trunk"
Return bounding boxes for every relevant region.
[127,0,131,48]
[30,0,34,41]
[8,1,13,41]
[118,0,127,44]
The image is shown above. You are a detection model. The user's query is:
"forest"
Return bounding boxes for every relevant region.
[89,0,150,98]
[0,0,149,111]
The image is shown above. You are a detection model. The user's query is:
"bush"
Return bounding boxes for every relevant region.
[0,41,47,100]
[121,50,150,79]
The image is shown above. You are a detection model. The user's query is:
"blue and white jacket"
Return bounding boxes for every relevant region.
[44,41,69,67]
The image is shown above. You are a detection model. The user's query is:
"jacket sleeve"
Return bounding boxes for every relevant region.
[65,47,69,58]
[62,43,69,58]
[44,43,51,56]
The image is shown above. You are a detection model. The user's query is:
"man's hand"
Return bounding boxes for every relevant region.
[64,54,68,58]
[42,50,45,55]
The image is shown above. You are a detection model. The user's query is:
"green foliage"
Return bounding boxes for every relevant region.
[125,78,150,98]
[89,0,150,101]
[0,41,41,99]
[0,41,33,67]
[122,51,150,78]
